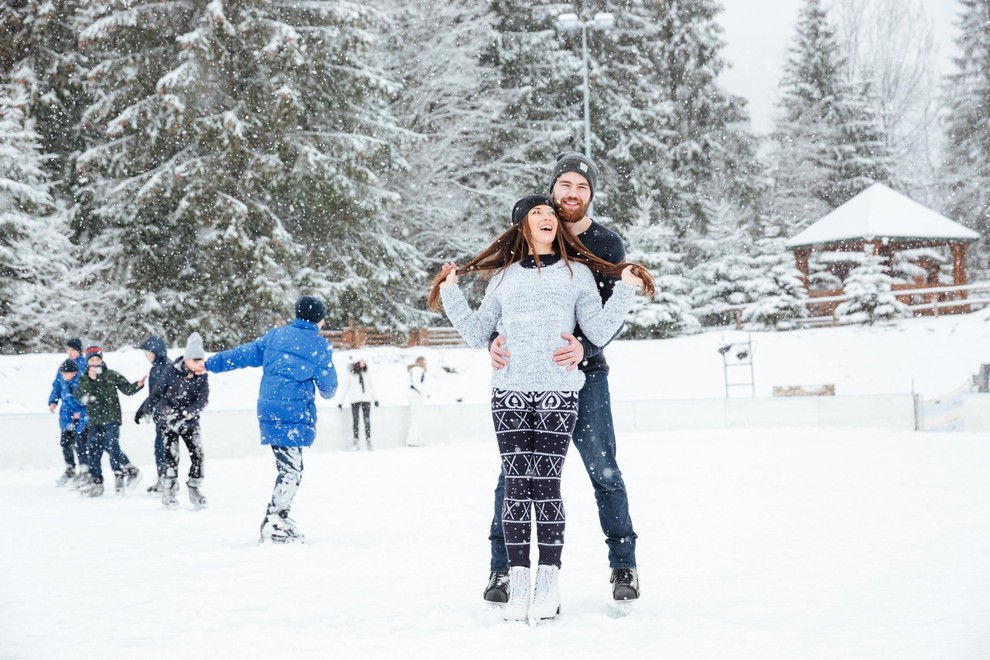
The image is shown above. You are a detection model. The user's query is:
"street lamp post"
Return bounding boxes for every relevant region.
[556,12,615,160]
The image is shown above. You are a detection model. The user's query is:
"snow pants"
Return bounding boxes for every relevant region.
[59,427,87,468]
[162,425,204,484]
[88,424,130,483]
[267,446,304,515]
[491,389,578,569]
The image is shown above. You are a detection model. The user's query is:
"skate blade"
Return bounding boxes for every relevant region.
[528,606,561,625]
[605,600,635,619]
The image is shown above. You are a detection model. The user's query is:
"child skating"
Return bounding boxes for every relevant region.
[205,297,337,542]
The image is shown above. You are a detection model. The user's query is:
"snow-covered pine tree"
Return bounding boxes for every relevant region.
[833,251,908,325]
[741,237,808,330]
[0,88,102,352]
[689,202,758,327]
[483,0,578,190]
[832,86,896,204]
[771,0,893,233]
[622,200,699,338]
[943,0,990,273]
[0,0,88,196]
[76,1,422,344]
[378,0,508,269]
[584,0,760,242]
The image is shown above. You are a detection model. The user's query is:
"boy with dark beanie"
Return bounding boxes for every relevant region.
[205,296,338,543]
[48,359,89,485]
[484,151,642,603]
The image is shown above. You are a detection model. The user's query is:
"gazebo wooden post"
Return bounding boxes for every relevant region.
[951,242,970,312]
[794,248,811,290]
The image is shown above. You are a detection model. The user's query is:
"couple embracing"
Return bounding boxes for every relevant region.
[430,152,653,622]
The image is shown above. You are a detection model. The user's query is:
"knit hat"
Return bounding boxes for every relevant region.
[84,346,103,360]
[511,194,554,225]
[59,359,79,373]
[66,338,83,352]
[548,151,599,200]
[295,296,326,323]
[184,332,205,360]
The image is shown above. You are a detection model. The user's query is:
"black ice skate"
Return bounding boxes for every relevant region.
[124,465,142,489]
[81,480,104,497]
[259,510,305,544]
[610,568,640,601]
[483,571,510,603]
[187,479,207,509]
[55,466,75,487]
[161,478,178,508]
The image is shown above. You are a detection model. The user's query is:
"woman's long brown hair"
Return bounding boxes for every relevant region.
[427,214,656,312]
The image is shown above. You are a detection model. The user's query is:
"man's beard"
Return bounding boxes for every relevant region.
[554,197,590,224]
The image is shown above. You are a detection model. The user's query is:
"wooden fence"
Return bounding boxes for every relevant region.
[724,281,990,329]
[321,324,466,350]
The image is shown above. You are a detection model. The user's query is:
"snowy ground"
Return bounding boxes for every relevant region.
[3,429,989,659]
[4,312,990,658]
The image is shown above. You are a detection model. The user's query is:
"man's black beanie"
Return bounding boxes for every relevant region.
[295,296,326,324]
[548,151,599,201]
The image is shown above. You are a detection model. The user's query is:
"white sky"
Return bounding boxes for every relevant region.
[718,0,962,133]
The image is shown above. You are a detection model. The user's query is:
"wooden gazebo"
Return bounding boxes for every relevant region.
[785,184,980,316]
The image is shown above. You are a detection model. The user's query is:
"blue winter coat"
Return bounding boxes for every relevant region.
[205,319,337,447]
[48,372,89,432]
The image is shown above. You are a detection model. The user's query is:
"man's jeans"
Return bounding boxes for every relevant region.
[88,424,130,483]
[489,372,637,571]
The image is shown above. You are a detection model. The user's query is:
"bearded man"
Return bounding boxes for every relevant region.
[482,152,641,604]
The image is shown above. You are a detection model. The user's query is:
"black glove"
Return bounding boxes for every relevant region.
[374,401,379,407]
[134,412,142,425]
[337,403,342,410]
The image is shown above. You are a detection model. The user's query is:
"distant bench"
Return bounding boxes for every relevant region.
[772,384,836,397]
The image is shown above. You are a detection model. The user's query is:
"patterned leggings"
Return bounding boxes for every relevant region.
[491,389,578,569]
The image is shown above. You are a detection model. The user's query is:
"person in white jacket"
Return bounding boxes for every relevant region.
[405,356,428,447]
[339,359,378,450]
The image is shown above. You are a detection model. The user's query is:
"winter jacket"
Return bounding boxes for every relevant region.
[440,255,635,392]
[408,365,427,397]
[141,357,209,433]
[48,355,88,410]
[136,336,172,421]
[75,367,144,426]
[204,319,337,447]
[49,373,89,432]
[340,367,377,405]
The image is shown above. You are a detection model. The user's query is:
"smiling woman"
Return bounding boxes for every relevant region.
[424,193,654,623]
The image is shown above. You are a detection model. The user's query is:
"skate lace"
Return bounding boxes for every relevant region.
[611,568,634,586]
[488,572,509,591]
[532,567,555,606]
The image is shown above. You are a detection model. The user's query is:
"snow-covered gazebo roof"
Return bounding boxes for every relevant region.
[785,183,979,249]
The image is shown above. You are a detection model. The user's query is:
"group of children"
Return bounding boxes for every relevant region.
[48,333,209,506]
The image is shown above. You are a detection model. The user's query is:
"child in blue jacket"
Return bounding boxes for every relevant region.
[205,296,338,543]
[48,359,89,485]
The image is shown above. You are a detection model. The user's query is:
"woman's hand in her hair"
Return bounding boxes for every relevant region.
[620,264,644,290]
[439,261,459,288]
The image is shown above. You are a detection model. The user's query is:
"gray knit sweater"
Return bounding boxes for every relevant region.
[440,259,635,392]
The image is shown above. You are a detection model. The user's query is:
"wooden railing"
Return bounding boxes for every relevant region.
[722,281,990,329]
[321,324,466,350]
